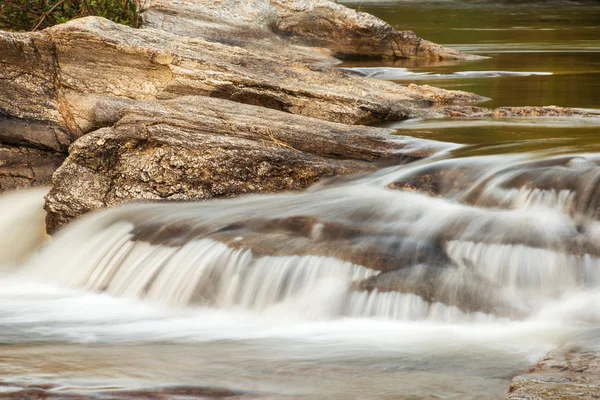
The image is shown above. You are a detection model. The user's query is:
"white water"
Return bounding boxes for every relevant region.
[343,67,552,80]
[0,152,599,398]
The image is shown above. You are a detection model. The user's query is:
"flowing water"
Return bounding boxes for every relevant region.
[1,1,600,400]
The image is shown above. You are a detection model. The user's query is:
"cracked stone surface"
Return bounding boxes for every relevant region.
[507,344,600,400]
[44,96,456,232]
[0,0,594,232]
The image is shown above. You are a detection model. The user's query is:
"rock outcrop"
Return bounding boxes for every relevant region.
[508,345,600,400]
[0,0,594,232]
[0,1,488,204]
[44,96,456,233]
[143,0,477,60]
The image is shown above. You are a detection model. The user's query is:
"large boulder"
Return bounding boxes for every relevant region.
[0,3,489,230]
[270,0,477,60]
[143,0,478,60]
[44,96,455,232]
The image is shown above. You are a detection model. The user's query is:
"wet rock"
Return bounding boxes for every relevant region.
[389,155,600,220]
[354,265,521,318]
[125,209,453,272]
[433,105,597,119]
[494,106,590,118]
[44,96,452,233]
[210,218,452,272]
[507,345,600,400]
[388,159,484,198]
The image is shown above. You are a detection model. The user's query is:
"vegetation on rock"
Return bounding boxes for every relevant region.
[0,0,144,31]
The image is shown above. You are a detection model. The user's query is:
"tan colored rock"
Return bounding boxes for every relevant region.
[507,346,600,400]
[494,106,589,118]
[0,31,62,126]
[44,96,454,232]
[45,17,485,128]
[144,0,477,60]
[0,145,65,191]
[0,16,485,136]
[0,5,487,196]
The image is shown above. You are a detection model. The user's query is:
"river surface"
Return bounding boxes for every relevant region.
[1,1,600,400]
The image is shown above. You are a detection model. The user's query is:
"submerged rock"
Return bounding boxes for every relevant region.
[0,383,264,399]
[390,155,600,220]
[354,265,521,318]
[436,105,595,119]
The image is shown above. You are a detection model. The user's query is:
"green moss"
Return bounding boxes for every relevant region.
[0,0,144,31]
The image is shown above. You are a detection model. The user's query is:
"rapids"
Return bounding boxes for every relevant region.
[1,151,600,398]
[0,1,599,399]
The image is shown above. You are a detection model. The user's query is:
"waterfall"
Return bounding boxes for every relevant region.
[7,153,598,326]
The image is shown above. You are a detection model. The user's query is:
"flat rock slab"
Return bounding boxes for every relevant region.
[508,344,600,400]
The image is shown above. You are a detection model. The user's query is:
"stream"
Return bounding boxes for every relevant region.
[1,1,600,399]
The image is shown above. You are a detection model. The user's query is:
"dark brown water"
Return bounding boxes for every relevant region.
[343,1,600,156]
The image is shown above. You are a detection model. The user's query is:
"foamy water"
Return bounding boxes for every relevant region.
[0,155,598,398]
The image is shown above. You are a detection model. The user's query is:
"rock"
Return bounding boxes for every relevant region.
[144,0,477,60]
[0,3,486,197]
[0,31,63,128]
[270,0,478,60]
[1,0,590,228]
[354,265,521,318]
[0,117,71,153]
[44,96,454,233]
[435,105,596,119]
[0,145,65,191]
[494,106,589,118]
[45,17,484,127]
[1,14,486,134]
[507,345,600,400]
[389,154,600,218]
[387,158,485,198]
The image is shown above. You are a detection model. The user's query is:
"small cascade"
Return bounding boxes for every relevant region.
[479,187,576,212]
[0,187,49,264]
[3,154,599,325]
[28,227,376,311]
[345,291,499,322]
[447,241,600,295]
